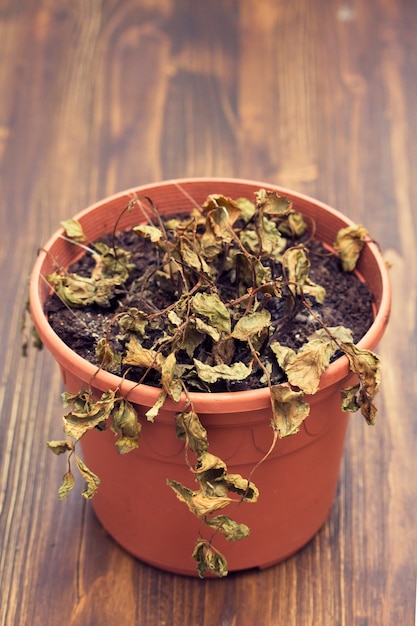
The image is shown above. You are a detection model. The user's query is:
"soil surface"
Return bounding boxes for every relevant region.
[46,226,375,392]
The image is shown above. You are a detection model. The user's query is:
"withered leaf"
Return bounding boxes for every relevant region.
[283,247,326,303]
[75,454,100,499]
[63,413,105,440]
[167,309,183,327]
[303,279,326,304]
[205,515,250,542]
[283,247,309,285]
[181,325,204,358]
[270,342,296,372]
[259,217,287,259]
[238,229,260,255]
[192,538,228,578]
[280,341,330,394]
[189,490,233,517]
[236,197,256,221]
[334,224,368,272]
[46,272,111,308]
[62,388,116,419]
[196,453,229,497]
[340,342,381,424]
[195,452,227,477]
[342,382,378,424]
[359,391,378,425]
[123,335,164,371]
[270,384,310,437]
[164,214,202,230]
[178,238,211,275]
[233,251,272,290]
[202,194,242,226]
[271,327,354,395]
[175,410,208,455]
[96,338,122,373]
[60,219,87,243]
[167,480,232,517]
[118,308,148,335]
[46,440,73,455]
[309,326,354,344]
[62,389,116,440]
[231,309,271,341]
[191,292,231,334]
[145,390,168,422]
[48,238,133,307]
[167,479,194,506]
[133,224,164,242]
[62,388,93,415]
[111,399,142,454]
[202,205,236,254]
[114,436,140,455]
[58,471,76,500]
[255,189,292,215]
[280,211,308,237]
[341,384,361,413]
[200,230,223,260]
[254,258,273,287]
[173,293,191,320]
[342,343,380,395]
[194,317,221,342]
[255,189,307,236]
[47,254,130,308]
[193,359,252,384]
[223,473,259,502]
[239,218,286,260]
[212,337,235,365]
[92,243,133,281]
[161,352,182,401]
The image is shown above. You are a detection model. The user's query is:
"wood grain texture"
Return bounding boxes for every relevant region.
[0,1,416,624]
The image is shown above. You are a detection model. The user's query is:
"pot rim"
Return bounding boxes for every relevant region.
[29,177,391,412]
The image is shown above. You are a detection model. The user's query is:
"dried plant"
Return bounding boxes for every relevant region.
[40,188,379,578]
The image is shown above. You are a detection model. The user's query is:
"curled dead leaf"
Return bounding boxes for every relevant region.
[167,479,232,517]
[271,327,353,395]
[192,538,228,578]
[193,359,252,384]
[270,384,310,437]
[133,224,164,242]
[340,342,381,424]
[75,454,100,499]
[191,292,231,334]
[96,338,122,373]
[145,390,168,422]
[58,471,76,500]
[62,389,116,440]
[60,219,87,243]
[46,440,73,455]
[334,224,368,272]
[175,410,208,455]
[123,335,165,370]
[231,310,271,341]
[111,399,142,454]
[205,515,250,542]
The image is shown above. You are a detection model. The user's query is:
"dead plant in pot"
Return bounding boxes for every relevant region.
[28,178,390,578]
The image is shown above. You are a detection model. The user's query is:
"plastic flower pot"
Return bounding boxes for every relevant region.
[30,178,391,576]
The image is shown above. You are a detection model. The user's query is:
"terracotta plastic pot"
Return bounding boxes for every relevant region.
[30,178,391,576]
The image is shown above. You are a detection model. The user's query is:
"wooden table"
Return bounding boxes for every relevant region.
[1,1,416,624]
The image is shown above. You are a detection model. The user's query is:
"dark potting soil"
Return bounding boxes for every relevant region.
[45,227,375,392]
